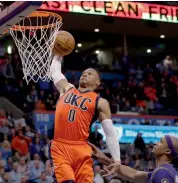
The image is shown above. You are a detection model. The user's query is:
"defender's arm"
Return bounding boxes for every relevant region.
[102,162,148,183]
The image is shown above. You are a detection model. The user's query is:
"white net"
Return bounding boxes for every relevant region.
[9,11,62,84]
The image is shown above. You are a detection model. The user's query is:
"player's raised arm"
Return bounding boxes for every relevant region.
[98,98,121,162]
[50,55,74,94]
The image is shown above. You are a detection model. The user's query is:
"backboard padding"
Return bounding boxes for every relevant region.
[0,1,42,37]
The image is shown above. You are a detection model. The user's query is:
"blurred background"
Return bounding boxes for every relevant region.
[0,1,178,183]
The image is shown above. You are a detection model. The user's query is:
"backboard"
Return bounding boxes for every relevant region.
[0,1,42,37]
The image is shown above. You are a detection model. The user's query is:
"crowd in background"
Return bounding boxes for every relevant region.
[0,108,53,183]
[1,51,178,117]
[0,46,178,182]
[0,107,157,183]
[0,108,177,183]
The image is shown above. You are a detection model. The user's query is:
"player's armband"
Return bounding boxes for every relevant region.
[50,55,66,84]
[101,119,121,162]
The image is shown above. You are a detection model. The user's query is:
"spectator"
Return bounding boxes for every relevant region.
[6,157,13,172]
[8,128,16,142]
[146,99,155,114]
[25,126,35,138]
[18,157,28,177]
[28,154,45,173]
[12,152,20,162]
[11,130,32,156]
[144,84,157,102]
[133,154,141,170]
[143,64,153,78]
[122,100,131,111]
[40,172,51,183]
[2,172,9,183]
[134,133,145,152]
[20,176,28,183]
[26,90,38,109]
[89,125,103,146]
[45,166,53,183]
[0,120,9,137]
[44,137,50,159]
[6,112,15,129]
[0,109,9,139]
[8,162,21,183]
[14,117,26,129]
[45,98,56,111]
[31,85,38,98]
[135,66,143,82]
[162,55,173,71]
[52,91,58,103]
[159,82,168,106]
[0,153,6,169]
[38,90,46,102]
[0,109,7,125]
[29,160,43,183]
[94,165,104,183]
[29,137,44,158]
[0,140,12,160]
[2,56,15,79]
[126,144,136,157]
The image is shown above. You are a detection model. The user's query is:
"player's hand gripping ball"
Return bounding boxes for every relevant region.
[52,31,75,56]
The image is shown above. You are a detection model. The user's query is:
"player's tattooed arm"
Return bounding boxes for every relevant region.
[50,55,74,95]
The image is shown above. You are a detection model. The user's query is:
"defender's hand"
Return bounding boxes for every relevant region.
[101,162,121,177]
[88,142,113,165]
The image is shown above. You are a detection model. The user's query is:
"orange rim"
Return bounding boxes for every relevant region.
[10,11,62,31]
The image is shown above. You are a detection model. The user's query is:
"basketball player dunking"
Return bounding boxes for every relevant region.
[49,55,121,183]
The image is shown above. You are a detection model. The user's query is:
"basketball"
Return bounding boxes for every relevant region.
[52,31,75,56]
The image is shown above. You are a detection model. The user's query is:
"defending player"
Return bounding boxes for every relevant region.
[49,55,121,183]
[90,135,178,183]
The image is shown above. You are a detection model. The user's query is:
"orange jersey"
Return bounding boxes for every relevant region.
[54,87,99,141]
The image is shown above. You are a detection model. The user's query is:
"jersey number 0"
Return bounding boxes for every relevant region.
[68,109,76,122]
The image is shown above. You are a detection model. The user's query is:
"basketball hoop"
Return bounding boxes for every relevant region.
[9,11,62,84]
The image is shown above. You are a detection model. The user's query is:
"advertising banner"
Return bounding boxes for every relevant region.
[92,122,178,144]
[40,1,178,23]
[33,111,177,143]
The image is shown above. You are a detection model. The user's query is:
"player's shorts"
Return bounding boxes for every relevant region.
[48,138,94,183]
